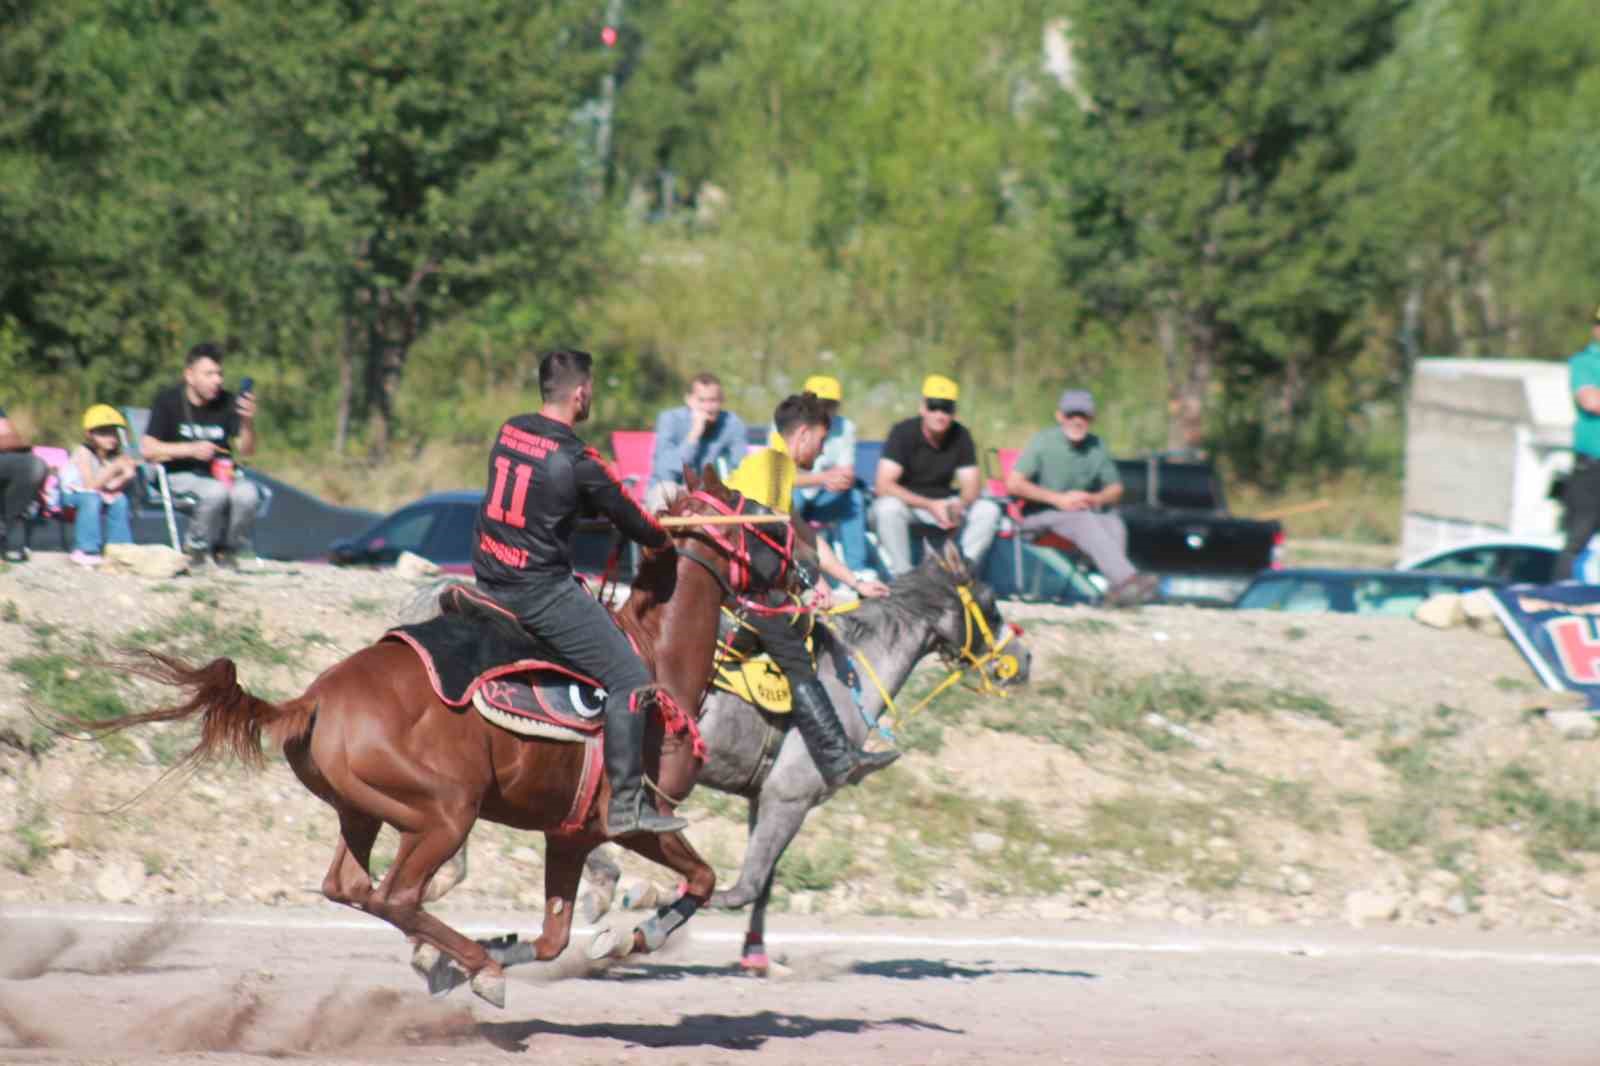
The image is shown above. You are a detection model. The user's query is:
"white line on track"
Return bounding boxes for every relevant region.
[5,906,1599,967]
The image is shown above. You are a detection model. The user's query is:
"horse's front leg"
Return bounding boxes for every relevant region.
[532,834,592,960]
[588,736,711,960]
[715,734,824,909]
[592,828,714,960]
[741,865,780,974]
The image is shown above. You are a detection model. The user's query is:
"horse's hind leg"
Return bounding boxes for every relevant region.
[364,816,502,1007]
[322,809,381,908]
[589,832,714,961]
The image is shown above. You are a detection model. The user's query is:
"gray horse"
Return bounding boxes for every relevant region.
[421,542,1030,974]
[691,541,1031,968]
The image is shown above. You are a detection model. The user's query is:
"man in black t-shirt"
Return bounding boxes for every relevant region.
[0,404,48,562]
[141,342,261,566]
[869,374,1000,576]
[472,349,686,839]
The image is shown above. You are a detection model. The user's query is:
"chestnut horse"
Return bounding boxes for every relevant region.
[76,469,801,1008]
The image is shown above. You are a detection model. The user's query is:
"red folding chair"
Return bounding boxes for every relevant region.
[608,429,656,506]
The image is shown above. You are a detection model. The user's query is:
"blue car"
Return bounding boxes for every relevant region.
[1232,567,1503,615]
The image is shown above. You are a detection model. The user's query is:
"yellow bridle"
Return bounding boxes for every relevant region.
[830,582,1023,736]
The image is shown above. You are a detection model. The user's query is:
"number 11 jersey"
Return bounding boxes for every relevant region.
[472,412,668,586]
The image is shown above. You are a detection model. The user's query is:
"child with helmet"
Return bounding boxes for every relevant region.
[61,404,137,566]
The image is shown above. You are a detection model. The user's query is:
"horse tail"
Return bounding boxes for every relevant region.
[79,651,315,770]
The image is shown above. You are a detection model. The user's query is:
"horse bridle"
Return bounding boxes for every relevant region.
[836,579,1025,735]
[671,489,801,601]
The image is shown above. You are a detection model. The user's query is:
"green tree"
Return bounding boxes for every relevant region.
[1050,1,1408,472]
[1353,0,1600,362]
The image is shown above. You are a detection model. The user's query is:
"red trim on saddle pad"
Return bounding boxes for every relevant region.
[383,629,600,708]
[559,736,605,834]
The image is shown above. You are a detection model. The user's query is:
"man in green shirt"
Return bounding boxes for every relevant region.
[1555,305,1600,580]
[1004,389,1158,607]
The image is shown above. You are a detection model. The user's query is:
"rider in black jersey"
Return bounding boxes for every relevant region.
[472,349,686,837]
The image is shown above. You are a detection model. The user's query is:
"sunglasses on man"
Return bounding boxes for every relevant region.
[925,398,957,414]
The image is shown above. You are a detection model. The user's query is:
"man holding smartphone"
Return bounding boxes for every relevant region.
[141,341,262,569]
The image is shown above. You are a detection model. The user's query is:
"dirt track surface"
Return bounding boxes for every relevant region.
[0,904,1595,1065]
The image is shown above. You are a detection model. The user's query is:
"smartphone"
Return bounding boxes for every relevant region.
[238,376,254,396]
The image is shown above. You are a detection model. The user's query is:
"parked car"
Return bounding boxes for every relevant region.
[328,491,624,577]
[1397,538,1559,585]
[1231,567,1503,615]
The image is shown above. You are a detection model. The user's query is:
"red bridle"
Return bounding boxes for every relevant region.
[683,489,798,594]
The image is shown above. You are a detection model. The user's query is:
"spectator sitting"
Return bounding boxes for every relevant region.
[788,374,874,579]
[869,374,1001,576]
[61,404,137,568]
[647,372,748,510]
[1005,388,1159,608]
[140,342,261,569]
[0,403,48,562]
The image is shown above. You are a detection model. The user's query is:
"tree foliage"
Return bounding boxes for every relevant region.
[5,0,1600,488]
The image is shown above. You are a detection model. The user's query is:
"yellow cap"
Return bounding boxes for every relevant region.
[802,374,842,402]
[922,374,959,402]
[82,404,127,432]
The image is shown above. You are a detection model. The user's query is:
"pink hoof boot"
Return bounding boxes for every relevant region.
[740,934,770,975]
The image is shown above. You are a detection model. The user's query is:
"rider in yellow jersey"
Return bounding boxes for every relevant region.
[725,392,899,788]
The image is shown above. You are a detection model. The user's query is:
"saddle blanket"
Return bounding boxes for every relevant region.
[383,584,606,736]
[710,611,857,714]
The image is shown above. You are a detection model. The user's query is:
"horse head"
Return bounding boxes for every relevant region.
[921,541,1031,688]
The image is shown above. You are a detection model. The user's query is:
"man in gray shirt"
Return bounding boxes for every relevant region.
[1004,388,1158,607]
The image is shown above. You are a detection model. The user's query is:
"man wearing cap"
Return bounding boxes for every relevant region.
[0,403,48,562]
[870,374,1001,576]
[648,372,748,508]
[1555,306,1600,580]
[788,374,873,578]
[1005,389,1159,607]
[726,391,898,790]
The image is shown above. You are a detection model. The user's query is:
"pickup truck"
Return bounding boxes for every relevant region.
[1114,454,1283,604]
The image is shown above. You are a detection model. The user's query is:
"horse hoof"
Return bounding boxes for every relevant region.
[470,969,506,1009]
[586,927,621,961]
[422,956,470,998]
[411,943,440,978]
[710,890,750,911]
[483,938,537,968]
[578,888,612,924]
[739,952,770,976]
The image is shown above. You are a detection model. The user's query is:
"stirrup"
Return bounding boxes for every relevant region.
[607,799,688,838]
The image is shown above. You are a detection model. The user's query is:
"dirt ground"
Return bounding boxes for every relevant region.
[2,552,1600,1060]
[1,904,1597,1065]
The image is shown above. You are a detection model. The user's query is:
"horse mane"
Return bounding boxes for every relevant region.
[831,557,961,647]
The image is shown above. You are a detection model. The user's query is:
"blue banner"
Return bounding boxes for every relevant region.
[1489,585,1600,709]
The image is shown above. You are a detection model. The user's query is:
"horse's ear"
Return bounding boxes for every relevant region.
[702,463,725,491]
[940,540,965,574]
[684,466,700,492]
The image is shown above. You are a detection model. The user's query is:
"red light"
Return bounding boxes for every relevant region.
[601,25,618,47]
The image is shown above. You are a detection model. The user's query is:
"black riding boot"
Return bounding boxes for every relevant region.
[789,679,900,788]
[603,692,688,837]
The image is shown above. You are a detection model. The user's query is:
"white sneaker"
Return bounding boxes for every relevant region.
[69,550,102,568]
